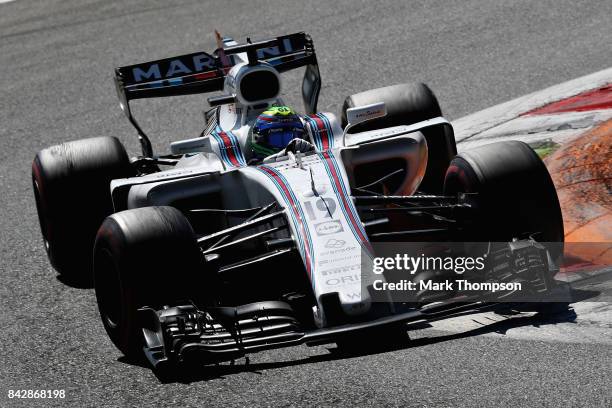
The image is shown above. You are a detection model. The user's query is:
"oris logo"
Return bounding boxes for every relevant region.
[314,221,343,236]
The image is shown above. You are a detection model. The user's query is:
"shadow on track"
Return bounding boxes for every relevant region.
[117,298,589,384]
[56,273,93,289]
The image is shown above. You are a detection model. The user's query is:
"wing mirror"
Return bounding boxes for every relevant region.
[342,102,387,146]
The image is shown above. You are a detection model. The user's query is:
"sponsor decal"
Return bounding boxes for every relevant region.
[131,53,217,83]
[314,220,343,236]
[346,102,386,124]
[321,264,361,276]
[325,238,346,249]
[318,252,358,266]
[256,38,295,60]
[127,36,299,84]
[325,274,361,286]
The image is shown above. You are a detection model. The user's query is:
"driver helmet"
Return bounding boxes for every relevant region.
[250,106,305,159]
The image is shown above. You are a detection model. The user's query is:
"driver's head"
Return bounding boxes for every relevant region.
[250,106,305,159]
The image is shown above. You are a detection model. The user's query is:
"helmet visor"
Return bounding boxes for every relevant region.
[266,128,304,149]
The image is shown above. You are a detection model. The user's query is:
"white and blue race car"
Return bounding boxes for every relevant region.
[32,32,565,374]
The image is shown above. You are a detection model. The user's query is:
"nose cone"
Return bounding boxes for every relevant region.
[338,290,372,316]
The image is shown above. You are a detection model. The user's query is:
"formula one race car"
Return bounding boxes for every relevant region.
[32,32,565,372]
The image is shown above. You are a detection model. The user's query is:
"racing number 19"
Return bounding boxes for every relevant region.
[304,198,336,221]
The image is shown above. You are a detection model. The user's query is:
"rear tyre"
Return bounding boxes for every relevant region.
[93,206,203,358]
[342,83,456,192]
[444,141,564,260]
[32,137,133,279]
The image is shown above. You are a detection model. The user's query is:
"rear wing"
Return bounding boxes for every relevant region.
[114,32,321,156]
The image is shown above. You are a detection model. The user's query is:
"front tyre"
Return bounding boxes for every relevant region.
[93,206,203,358]
[444,141,564,260]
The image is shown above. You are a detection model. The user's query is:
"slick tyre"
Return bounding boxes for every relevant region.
[342,83,456,192]
[443,141,564,260]
[32,137,133,279]
[93,206,203,358]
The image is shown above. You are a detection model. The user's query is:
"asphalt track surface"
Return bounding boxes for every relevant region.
[1,1,611,407]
